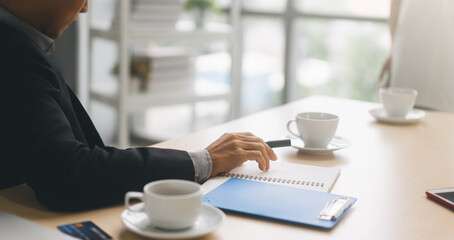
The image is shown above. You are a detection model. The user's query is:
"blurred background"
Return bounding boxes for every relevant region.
[62,0,390,147]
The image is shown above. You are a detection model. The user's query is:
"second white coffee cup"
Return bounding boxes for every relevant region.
[379,87,417,118]
[125,179,202,230]
[287,112,339,149]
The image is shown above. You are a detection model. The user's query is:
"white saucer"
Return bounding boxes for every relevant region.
[289,135,351,154]
[121,203,225,239]
[369,108,425,124]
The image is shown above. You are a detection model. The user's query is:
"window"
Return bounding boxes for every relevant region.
[237,0,391,116]
[295,0,389,18]
[243,0,287,13]
[294,19,389,101]
[241,16,285,116]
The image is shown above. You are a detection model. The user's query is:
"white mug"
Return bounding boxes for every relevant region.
[287,112,339,148]
[125,179,202,230]
[379,87,417,117]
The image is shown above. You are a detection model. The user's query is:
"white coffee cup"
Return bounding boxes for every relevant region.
[287,112,339,148]
[379,87,417,118]
[125,179,202,230]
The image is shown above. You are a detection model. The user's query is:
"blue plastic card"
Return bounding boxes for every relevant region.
[57,221,111,240]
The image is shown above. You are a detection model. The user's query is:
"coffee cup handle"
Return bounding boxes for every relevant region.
[286,120,300,138]
[125,191,145,212]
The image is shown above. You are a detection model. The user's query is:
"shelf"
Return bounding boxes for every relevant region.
[90,79,230,111]
[87,0,240,147]
[90,21,232,43]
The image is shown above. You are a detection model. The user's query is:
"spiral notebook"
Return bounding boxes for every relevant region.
[201,161,340,195]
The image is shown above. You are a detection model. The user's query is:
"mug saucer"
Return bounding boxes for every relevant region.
[369,108,425,124]
[288,135,351,154]
[121,203,225,239]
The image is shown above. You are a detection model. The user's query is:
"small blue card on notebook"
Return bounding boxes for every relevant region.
[203,178,356,229]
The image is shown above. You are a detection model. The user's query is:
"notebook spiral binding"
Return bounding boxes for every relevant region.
[222,173,325,188]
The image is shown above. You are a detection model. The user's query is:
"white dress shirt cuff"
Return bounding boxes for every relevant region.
[188,150,212,184]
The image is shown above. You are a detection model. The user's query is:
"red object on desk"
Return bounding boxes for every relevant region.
[426,188,454,210]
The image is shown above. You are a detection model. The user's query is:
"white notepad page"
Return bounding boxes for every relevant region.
[201,161,340,195]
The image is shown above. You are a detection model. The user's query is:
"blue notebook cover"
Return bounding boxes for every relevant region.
[203,178,356,229]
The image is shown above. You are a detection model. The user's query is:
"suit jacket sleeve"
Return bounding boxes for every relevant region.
[0,42,195,211]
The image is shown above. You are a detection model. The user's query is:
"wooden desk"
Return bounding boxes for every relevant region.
[1,96,454,239]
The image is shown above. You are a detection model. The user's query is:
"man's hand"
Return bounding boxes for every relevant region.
[206,132,278,177]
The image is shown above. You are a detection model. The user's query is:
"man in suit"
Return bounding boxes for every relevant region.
[0,0,277,211]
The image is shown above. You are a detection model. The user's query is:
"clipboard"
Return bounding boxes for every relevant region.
[203,178,356,229]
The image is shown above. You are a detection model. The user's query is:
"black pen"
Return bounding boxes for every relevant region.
[265,139,292,148]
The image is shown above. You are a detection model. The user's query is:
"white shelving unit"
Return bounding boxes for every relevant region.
[87,0,240,148]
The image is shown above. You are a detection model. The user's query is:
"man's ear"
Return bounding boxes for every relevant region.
[80,1,88,13]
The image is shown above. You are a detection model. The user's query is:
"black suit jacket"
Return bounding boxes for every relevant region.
[0,21,195,211]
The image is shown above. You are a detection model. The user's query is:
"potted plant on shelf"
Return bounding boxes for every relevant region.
[112,58,152,92]
[184,0,220,28]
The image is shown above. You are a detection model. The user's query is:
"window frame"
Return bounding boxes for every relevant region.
[232,0,388,117]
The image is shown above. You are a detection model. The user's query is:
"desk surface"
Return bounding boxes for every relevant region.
[1,96,454,239]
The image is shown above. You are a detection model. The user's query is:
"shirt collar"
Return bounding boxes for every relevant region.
[0,5,55,54]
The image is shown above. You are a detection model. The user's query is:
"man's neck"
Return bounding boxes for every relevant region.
[0,1,56,53]
[0,0,46,35]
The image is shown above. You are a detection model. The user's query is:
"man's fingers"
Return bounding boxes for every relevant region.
[241,142,272,170]
[240,141,269,157]
[240,141,271,171]
[229,133,276,156]
[227,134,276,171]
[244,150,267,171]
[207,132,278,175]
[266,145,278,161]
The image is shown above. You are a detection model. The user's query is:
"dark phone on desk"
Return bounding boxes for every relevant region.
[426,187,454,209]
